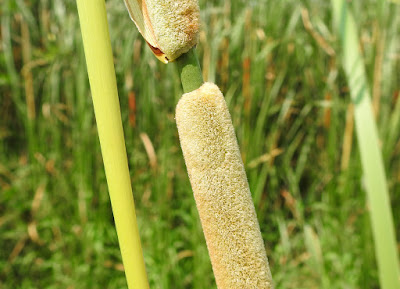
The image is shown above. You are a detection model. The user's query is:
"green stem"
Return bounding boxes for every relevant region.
[76,0,149,288]
[176,47,204,93]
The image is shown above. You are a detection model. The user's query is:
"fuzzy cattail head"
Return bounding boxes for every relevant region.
[176,83,274,288]
[124,0,200,63]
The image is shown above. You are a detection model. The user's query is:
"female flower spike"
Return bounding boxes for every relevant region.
[176,83,274,289]
[124,0,200,63]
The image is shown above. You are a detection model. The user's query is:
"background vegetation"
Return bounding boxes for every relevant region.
[1,0,399,288]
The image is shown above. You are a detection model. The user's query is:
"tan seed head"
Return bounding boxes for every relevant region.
[176,83,274,289]
[124,0,200,63]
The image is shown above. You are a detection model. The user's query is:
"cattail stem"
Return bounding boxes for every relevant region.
[176,47,204,93]
[76,1,149,288]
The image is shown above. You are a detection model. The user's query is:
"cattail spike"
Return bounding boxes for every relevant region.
[124,0,200,62]
[176,83,273,289]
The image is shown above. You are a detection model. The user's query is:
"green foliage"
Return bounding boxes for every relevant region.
[0,0,399,288]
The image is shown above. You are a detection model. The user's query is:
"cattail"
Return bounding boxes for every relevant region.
[176,83,273,289]
[123,0,200,63]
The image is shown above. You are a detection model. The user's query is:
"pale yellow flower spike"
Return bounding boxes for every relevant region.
[176,83,274,289]
[124,0,200,63]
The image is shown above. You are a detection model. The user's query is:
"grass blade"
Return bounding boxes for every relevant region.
[331,1,400,288]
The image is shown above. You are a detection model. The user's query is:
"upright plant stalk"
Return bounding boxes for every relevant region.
[331,1,400,288]
[76,1,149,288]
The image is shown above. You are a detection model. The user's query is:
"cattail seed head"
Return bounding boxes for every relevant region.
[124,0,200,63]
[176,83,274,289]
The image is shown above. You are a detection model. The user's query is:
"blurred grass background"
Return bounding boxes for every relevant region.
[0,0,399,288]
